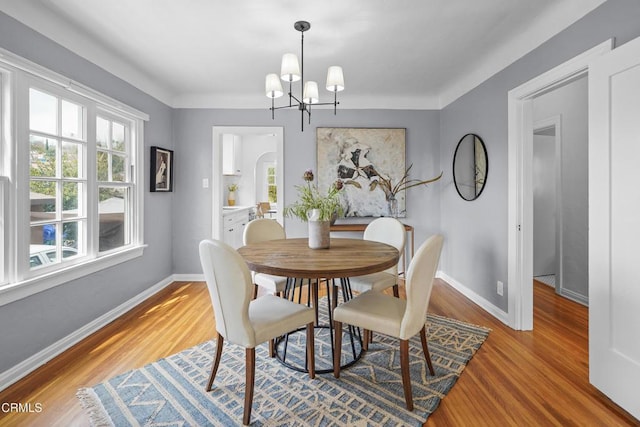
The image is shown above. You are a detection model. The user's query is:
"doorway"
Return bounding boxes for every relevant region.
[532,118,561,292]
[211,126,284,240]
[532,76,589,307]
[506,39,612,330]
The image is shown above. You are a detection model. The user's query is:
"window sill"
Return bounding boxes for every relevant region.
[0,245,147,307]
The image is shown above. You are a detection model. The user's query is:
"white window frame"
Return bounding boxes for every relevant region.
[0,71,7,287]
[0,47,148,306]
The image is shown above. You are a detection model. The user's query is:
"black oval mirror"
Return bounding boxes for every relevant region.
[453,133,488,201]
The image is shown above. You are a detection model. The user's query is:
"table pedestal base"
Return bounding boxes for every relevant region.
[274,278,363,374]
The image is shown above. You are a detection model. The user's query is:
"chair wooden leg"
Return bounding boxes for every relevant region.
[420,325,435,376]
[206,333,224,391]
[333,321,342,378]
[362,329,369,351]
[400,339,414,411]
[269,339,275,358]
[243,348,256,426]
[392,284,399,298]
[312,280,319,326]
[306,322,315,379]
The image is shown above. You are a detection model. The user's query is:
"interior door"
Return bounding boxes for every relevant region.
[589,36,640,420]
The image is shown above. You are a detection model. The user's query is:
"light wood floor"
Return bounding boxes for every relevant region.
[0,279,637,426]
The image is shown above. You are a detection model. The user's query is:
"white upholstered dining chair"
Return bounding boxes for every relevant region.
[348,217,406,297]
[199,239,316,425]
[333,234,444,411]
[243,218,288,299]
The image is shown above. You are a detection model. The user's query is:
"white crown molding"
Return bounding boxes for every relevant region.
[0,1,175,107]
[171,93,441,110]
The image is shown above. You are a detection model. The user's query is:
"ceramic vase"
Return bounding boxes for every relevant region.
[307,208,330,249]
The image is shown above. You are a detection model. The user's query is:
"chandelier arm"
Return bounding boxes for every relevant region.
[289,93,302,104]
[271,105,298,111]
[310,101,340,107]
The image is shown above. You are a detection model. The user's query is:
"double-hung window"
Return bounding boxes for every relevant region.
[28,85,88,270]
[1,49,147,304]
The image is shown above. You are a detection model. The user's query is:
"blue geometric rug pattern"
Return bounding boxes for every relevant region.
[78,314,489,426]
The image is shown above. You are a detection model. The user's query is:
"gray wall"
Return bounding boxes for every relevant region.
[532,133,557,277]
[172,109,441,274]
[0,12,174,373]
[439,0,640,312]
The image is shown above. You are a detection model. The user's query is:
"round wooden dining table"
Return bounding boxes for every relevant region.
[238,237,399,278]
[238,237,400,373]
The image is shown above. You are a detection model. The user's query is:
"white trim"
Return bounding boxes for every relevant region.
[559,288,588,306]
[507,39,612,330]
[172,273,205,282]
[437,271,509,326]
[0,245,146,307]
[0,274,173,392]
[0,178,6,286]
[0,47,149,121]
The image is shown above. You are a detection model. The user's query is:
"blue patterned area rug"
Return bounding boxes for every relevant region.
[78,314,489,426]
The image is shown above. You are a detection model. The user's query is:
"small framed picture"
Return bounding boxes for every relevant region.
[150,146,173,192]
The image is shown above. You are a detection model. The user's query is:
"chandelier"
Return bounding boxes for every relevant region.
[265,21,345,131]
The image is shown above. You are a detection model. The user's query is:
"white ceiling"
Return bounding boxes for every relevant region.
[0,0,606,109]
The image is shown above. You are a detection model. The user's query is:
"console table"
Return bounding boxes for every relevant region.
[330,222,414,275]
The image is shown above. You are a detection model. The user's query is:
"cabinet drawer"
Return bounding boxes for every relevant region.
[223,209,250,224]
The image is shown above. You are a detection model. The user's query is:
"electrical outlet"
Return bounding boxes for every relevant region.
[497,281,504,296]
[202,178,209,188]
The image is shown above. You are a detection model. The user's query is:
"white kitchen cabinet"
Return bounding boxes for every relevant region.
[222,134,242,175]
[222,208,250,249]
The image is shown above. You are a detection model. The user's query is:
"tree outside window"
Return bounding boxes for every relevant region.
[267,165,277,203]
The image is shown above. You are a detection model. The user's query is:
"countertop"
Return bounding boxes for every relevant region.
[222,205,254,216]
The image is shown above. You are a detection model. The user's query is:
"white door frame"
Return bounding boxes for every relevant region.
[211,126,284,240]
[506,39,612,330]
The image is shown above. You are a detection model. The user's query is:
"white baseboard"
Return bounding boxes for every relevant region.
[559,288,589,307]
[1,271,507,392]
[437,271,510,326]
[0,275,175,392]
[172,273,204,282]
